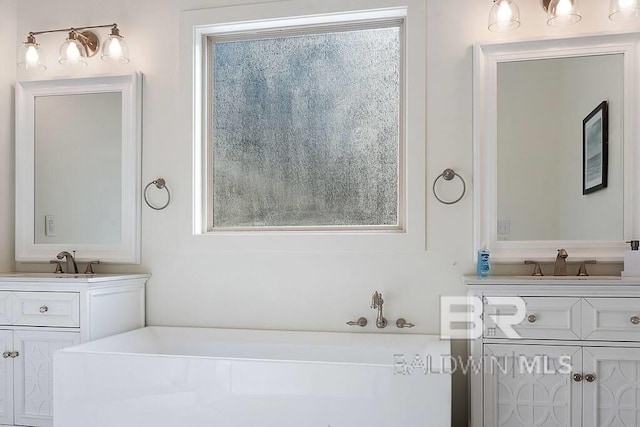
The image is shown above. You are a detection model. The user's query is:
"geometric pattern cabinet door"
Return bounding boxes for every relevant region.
[583,347,640,427]
[484,344,582,427]
[0,330,13,426]
[13,330,80,427]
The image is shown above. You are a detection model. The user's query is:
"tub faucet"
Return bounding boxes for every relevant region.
[554,249,568,276]
[371,291,388,328]
[56,251,78,274]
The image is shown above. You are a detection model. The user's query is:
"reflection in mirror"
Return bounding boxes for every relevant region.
[34,93,122,244]
[497,54,624,241]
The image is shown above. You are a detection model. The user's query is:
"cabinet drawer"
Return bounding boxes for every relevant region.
[12,292,80,327]
[484,296,581,340]
[582,297,640,341]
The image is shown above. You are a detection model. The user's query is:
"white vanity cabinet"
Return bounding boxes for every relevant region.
[466,276,640,427]
[0,274,148,427]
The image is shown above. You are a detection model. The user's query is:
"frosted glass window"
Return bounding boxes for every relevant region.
[209,24,401,229]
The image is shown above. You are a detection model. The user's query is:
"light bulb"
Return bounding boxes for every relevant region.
[556,0,572,16]
[107,38,123,60]
[620,0,638,14]
[497,2,513,23]
[488,0,520,32]
[66,41,81,63]
[25,46,40,69]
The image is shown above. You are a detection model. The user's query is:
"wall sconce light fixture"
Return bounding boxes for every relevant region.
[489,0,637,32]
[18,23,129,71]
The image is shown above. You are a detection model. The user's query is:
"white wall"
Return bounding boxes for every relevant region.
[0,0,16,273]
[7,1,640,426]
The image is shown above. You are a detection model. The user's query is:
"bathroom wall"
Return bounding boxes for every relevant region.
[0,0,16,273]
[8,1,640,426]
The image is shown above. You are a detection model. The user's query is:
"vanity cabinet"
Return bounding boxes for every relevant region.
[466,276,640,427]
[0,274,148,427]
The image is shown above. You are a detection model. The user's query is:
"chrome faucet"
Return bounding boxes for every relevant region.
[371,291,388,328]
[56,251,78,274]
[554,249,568,276]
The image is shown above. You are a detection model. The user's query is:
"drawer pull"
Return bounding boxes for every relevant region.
[2,352,10,359]
[572,373,582,382]
[585,373,596,383]
[39,306,48,313]
[631,316,640,325]
[527,314,537,323]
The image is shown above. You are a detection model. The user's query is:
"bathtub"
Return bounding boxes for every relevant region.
[54,326,451,427]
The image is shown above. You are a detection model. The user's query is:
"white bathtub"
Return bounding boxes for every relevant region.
[54,326,451,427]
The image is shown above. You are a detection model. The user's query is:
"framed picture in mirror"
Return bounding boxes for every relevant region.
[583,100,608,195]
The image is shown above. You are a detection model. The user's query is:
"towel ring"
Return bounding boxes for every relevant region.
[144,178,171,210]
[433,168,466,205]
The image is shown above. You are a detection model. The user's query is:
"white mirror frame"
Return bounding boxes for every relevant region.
[15,73,142,264]
[474,34,640,263]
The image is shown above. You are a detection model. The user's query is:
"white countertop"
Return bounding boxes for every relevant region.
[464,275,640,286]
[0,273,150,283]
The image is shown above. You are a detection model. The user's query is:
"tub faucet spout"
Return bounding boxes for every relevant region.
[371,291,388,329]
[56,251,78,274]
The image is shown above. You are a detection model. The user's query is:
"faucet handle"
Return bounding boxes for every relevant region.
[524,261,543,276]
[396,318,416,328]
[577,260,597,277]
[49,260,64,274]
[84,261,100,274]
[346,317,368,327]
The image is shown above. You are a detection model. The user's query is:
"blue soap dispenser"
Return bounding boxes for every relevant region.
[477,244,491,278]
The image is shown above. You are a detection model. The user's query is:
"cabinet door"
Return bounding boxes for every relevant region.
[484,344,582,427]
[13,330,80,427]
[0,330,13,426]
[583,347,640,427]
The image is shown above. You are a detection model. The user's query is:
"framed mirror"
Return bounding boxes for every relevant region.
[16,73,142,263]
[474,34,640,263]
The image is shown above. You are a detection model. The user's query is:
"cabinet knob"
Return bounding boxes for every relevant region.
[2,351,10,359]
[631,316,640,325]
[527,314,537,323]
[585,373,596,383]
[39,306,48,313]
[572,373,582,382]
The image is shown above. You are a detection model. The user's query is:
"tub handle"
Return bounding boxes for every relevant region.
[346,317,368,327]
[396,318,416,328]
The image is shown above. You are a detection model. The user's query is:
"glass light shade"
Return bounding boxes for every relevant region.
[610,0,639,20]
[58,33,88,66]
[101,34,129,63]
[488,0,521,32]
[17,38,46,71]
[547,0,582,26]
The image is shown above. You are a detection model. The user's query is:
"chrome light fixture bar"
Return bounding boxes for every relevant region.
[18,23,129,71]
[489,0,637,32]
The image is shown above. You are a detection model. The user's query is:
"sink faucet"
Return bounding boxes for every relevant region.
[371,291,388,328]
[56,251,78,274]
[554,249,568,276]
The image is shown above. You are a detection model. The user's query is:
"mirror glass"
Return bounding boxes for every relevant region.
[497,54,624,241]
[16,73,142,263]
[34,93,123,244]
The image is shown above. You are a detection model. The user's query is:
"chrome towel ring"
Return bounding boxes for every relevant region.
[144,178,171,210]
[433,168,466,205]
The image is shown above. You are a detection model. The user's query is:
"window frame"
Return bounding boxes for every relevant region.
[205,20,405,232]
[180,0,425,253]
